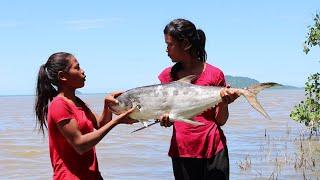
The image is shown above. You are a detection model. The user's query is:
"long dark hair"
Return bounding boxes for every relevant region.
[35,52,73,134]
[164,18,207,80]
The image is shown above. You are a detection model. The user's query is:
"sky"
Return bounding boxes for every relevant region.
[0,0,319,95]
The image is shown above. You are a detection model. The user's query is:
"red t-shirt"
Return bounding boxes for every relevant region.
[47,96,102,180]
[158,63,227,158]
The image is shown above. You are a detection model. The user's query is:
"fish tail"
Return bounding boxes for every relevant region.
[240,82,281,119]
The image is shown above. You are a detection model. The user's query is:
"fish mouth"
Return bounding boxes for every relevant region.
[108,105,122,115]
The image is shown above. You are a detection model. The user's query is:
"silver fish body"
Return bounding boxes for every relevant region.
[109,75,280,126]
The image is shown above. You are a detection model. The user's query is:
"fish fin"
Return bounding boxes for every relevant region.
[241,82,281,120]
[176,75,198,83]
[246,82,282,95]
[131,121,159,133]
[169,114,204,126]
[142,121,149,127]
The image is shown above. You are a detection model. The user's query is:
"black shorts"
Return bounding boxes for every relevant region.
[171,148,229,180]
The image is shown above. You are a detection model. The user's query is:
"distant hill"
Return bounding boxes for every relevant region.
[225,75,302,89]
[225,75,259,88]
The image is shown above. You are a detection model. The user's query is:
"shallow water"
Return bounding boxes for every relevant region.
[0,90,319,179]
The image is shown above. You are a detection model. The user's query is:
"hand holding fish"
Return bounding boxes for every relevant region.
[104,91,122,106]
[219,87,240,105]
[157,114,173,128]
[113,107,138,124]
[105,91,139,124]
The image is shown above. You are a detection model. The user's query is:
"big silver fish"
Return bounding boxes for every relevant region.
[109,75,280,128]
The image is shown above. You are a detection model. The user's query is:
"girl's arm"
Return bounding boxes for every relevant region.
[214,102,229,126]
[57,107,135,155]
[95,104,113,128]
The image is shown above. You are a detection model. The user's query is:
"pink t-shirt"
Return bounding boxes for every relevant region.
[48,96,102,180]
[158,63,227,158]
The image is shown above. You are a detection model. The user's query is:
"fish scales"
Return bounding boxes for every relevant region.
[109,75,281,128]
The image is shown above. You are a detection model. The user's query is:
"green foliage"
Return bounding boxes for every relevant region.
[290,73,320,133]
[291,13,320,134]
[303,13,320,54]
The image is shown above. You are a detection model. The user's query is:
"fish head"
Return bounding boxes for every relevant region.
[108,96,134,115]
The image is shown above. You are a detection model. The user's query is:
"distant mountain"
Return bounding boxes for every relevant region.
[225,75,302,89]
[225,75,259,88]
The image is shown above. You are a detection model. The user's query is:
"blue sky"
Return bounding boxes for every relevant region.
[0,0,319,95]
